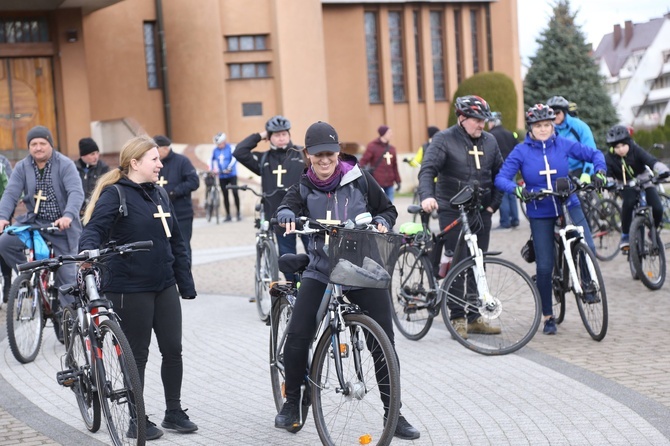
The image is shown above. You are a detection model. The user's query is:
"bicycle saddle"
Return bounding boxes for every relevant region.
[278,253,310,276]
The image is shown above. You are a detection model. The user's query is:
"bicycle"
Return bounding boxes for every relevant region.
[528,177,608,341]
[201,171,220,224]
[269,216,401,446]
[390,183,541,355]
[622,173,667,290]
[578,184,622,262]
[227,184,281,322]
[19,240,151,445]
[4,223,61,363]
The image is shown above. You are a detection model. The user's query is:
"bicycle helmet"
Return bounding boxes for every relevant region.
[454,95,492,120]
[213,132,226,145]
[546,96,569,112]
[489,111,502,126]
[265,115,291,134]
[606,125,631,145]
[526,104,556,125]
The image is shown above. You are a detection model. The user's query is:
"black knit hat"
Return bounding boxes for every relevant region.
[79,137,99,157]
[153,135,171,147]
[26,125,54,147]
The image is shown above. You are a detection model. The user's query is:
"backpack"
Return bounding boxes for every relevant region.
[112,184,170,218]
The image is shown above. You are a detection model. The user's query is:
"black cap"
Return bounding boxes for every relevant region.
[79,137,99,156]
[304,121,341,155]
[153,135,171,147]
[26,125,54,147]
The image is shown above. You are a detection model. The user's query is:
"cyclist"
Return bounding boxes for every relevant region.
[418,95,503,338]
[604,124,670,249]
[494,104,607,335]
[211,132,241,222]
[547,95,598,184]
[406,125,439,167]
[275,121,420,440]
[0,125,84,313]
[233,115,308,283]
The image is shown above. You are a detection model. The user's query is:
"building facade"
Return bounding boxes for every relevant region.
[1,0,522,160]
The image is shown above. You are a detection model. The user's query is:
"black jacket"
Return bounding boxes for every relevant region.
[158,149,199,220]
[418,124,503,212]
[78,178,196,297]
[488,125,518,160]
[76,158,110,213]
[233,133,305,217]
[606,141,661,184]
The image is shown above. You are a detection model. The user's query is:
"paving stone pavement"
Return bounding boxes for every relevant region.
[1,196,669,445]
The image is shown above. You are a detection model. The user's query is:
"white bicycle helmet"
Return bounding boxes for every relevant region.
[213,132,227,145]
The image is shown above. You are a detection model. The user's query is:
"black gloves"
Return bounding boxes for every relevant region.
[591,171,607,189]
[277,208,296,225]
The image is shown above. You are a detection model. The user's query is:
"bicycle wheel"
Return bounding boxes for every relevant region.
[589,198,621,261]
[205,189,213,222]
[255,239,278,322]
[572,243,608,341]
[213,188,220,224]
[630,216,666,290]
[660,193,670,230]
[440,257,541,356]
[270,294,293,413]
[311,313,400,446]
[96,320,146,446]
[62,306,101,432]
[6,272,44,364]
[551,256,567,325]
[389,244,435,340]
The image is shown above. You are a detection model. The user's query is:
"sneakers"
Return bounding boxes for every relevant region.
[452,318,468,339]
[467,317,501,334]
[275,400,301,432]
[162,408,198,433]
[543,317,557,335]
[493,225,512,232]
[224,215,232,222]
[127,416,164,440]
[394,415,421,440]
[237,213,242,221]
[619,234,629,250]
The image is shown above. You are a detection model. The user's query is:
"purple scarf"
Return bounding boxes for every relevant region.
[305,160,355,192]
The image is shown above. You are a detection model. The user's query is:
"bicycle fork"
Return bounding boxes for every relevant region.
[464,234,496,315]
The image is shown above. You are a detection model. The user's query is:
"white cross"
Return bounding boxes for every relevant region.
[33,190,47,214]
[272,165,287,187]
[316,210,341,245]
[153,205,172,238]
[539,159,557,190]
[383,151,394,165]
[468,146,484,170]
[156,176,168,187]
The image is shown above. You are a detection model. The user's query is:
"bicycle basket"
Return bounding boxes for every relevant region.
[328,228,402,289]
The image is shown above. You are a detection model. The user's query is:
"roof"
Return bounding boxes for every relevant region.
[593,17,667,77]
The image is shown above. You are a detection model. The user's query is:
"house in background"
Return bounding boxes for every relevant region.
[593,14,670,130]
[1,0,522,160]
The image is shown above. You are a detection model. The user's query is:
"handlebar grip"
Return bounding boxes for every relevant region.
[18,258,55,272]
[125,240,153,250]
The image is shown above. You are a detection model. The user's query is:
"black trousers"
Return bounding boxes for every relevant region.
[218,177,240,216]
[107,285,184,411]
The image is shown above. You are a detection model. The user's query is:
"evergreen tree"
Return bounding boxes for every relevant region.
[523,0,617,148]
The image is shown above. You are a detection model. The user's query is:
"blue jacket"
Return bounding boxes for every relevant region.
[494,133,606,219]
[211,144,237,179]
[554,113,597,174]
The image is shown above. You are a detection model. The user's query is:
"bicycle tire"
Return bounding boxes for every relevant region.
[62,306,101,432]
[389,244,435,340]
[270,294,293,413]
[440,257,541,356]
[589,198,621,262]
[213,188,220,224]
[255,239,278,322]
[311,313,400,446]
[96,320,146,446]
[6,272,44,364]
[572,243,608,341]
[630,216,666,290]
[551,253,567,325]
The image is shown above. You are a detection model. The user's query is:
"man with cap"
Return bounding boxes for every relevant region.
[76,137,109,216]
[0,125,84,330]
[360,125,402,201]
[154,135,199,262]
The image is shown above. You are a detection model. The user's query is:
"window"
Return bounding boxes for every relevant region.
[242,102,263,116]
[228,63,269,79]
[143,21,161,89]
[430,11,446,100]
[413,11,423,101]
[388,11,406,102]
[651,74,670,90]
[226,34,268,52]
[454,10,463,84]
[365,12,382,103]
[0,17,49,43]
[485,4,493,71]
[470,9,480,74]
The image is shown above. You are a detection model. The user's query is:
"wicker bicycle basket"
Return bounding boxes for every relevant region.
[328,227,403,289]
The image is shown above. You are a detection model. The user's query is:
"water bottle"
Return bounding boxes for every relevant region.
[438,249,454,278]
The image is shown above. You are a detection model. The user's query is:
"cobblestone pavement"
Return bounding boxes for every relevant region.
[1,196,669,445]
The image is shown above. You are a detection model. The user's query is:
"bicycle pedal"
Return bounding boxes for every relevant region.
[56,369,78,387]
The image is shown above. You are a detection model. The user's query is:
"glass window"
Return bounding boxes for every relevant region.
[389,11,406,102]
[0,17,49,43]
[229,64,241,79]
[454,10,463,84]
[256,63,269,77]
[255,35,267,50]
[470,10,479,73]
[240,36,254,51]
[226,34,267,52]
[243,102,263,116]
[414,11,423,101]
[228,63,269,79]
[227,36,239,52]
[430,11,446,100]
[241,63,256,78]
[143,22,160,89]
[365,12,382,104]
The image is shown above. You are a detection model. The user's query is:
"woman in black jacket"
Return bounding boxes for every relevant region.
[80,135,197,440]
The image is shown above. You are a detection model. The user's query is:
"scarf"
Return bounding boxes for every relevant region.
[305,159,355,192]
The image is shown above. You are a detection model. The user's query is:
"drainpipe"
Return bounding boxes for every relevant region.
[156,0,172,138]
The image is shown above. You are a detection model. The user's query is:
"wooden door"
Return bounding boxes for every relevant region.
[0,58,57,154]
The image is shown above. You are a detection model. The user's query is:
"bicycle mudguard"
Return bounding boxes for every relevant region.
[398,221,424,235]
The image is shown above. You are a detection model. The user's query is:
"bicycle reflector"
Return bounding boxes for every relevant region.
[359,434,373,444]
[339,343,349,358]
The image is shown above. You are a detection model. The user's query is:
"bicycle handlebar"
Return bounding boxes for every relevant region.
[5,223,59,235]
[226,184,287,199]
[270,215,379,235]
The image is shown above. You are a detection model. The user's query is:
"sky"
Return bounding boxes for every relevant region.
[517,0,670,65]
